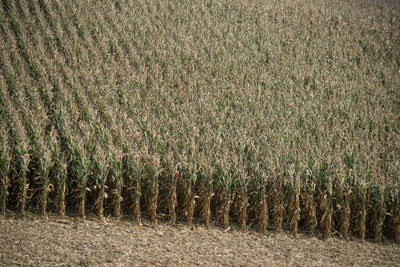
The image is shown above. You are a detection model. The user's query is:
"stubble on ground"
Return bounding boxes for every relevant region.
[0,215,399,266]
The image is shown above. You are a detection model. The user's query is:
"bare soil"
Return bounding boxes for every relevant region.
[0,214,399,266]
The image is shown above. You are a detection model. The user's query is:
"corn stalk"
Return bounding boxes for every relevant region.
[367,183,385,241]
[15,143,30,215]
[110,154,124,218]
[144,155,162,226]
[236,172,250,231]
[286,177,301,236]
[350,180,367,240]
[197,159,214,228]
[215,164,235,230]
[385,185,400,242]
[317,163,332,239]
[0,130,11,214]
[272,175,284,233]
[258,170,269,234]
[332,175,351,241]
[37,149,52,218]
[301,177,317,235]
[131,159,143,225]
[71,146,89,218]
[90,146,108,219]
[181,165,198,228]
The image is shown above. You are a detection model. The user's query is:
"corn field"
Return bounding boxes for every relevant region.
[0,0,399,241]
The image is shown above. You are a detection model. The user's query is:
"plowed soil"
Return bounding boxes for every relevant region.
[0,214,399,266]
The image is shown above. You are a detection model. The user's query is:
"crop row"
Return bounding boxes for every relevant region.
[0,0,399,241]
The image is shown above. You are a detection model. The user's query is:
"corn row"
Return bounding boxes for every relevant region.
[0,0,399,241]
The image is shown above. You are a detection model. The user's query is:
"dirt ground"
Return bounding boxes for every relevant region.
[0,214,399,267]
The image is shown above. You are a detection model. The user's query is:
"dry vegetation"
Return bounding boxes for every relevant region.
[0,0,399,242]
[1,216,400,266]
